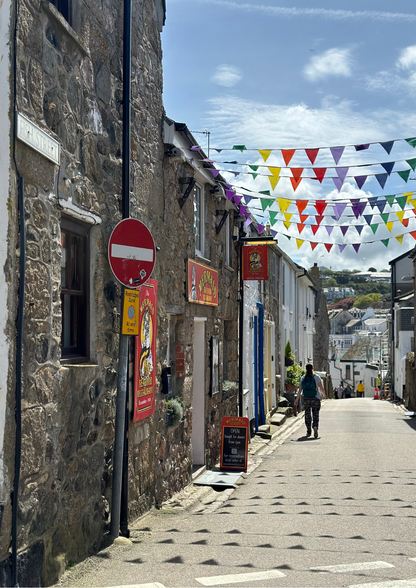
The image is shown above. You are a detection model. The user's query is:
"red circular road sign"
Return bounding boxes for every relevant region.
[108,218,155,288]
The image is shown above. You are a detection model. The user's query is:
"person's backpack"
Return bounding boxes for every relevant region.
[302,375,317,398]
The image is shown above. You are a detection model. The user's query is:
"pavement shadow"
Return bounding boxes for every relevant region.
[295,435,317,442]
[401,417,416,432]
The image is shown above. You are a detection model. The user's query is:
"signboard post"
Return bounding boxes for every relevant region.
[220,416,249,471]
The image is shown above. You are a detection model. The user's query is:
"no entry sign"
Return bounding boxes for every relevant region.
[108,218,155,288]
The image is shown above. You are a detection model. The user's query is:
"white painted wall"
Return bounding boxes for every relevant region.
[243,281,258,424]
[394,331,413,401]
[297,275,315,367]
[280,259,297,392]
[0,0,12,502]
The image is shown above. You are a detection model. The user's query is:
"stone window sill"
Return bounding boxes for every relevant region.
[195,254,211,265]
[41,1,90,58]
[60,361,98,368]
[225,264,234,273]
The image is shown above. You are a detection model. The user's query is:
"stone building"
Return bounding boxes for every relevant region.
[310,264,330,373]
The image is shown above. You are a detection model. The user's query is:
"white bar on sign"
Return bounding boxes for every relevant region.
[311,560,394,574]
[196,570,286,586]
[111,244,154,262]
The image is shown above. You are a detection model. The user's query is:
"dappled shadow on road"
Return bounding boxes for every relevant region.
[295,435,318,442]
[400,416,416,432]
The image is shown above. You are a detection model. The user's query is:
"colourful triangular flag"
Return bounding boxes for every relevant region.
[306,149,319,164]
[385,195,395,207]
[352,244,361,253]
[340,226,348,236]
[338,244,346,253]
[315,201,327,215]
[370,224,378,235]
[311,225,319,235]
[330,146,344,164]
[381,239,389,247]
[355,144,369,151]
[396,211,405,222]
[355,176,367,189]
[352,201,366,218]
[310,242,318,251]
[410,231,416,240]
[282,149,295,166]
[297,224,305,234]
[296,239,304,249]
[284,212,292,223]
[261,198,274,212]
[364,215,373,225]
[405,138,416,148]
[315,215,324,225]
[380,141,394,154]
[386,222,394,232]
[278,198,291,213]
[268,167,281,190]
[313,168,326,183]
[355,225,364,235]
[296,200,308,214]
[269,211,278,226]
[259,190,271,196]
[249,173,259,180]
[257,224,265,234]
[381,162,395,175]
[249,165,259,172]
[258,150,272,162]
[232,145,247,152]
[407,158,416,171]
[326,226,333,236]
[402,218,409,227]
[324,243,333,252]
[290,177,302,191]
[283,221,291,230]
[396,196,407,210]
[291,168,303,180]
[375,198,386,214]
[398,169,411,183]
[381,213,390,224]
[404,192,414,204]
[299,214,308,223]
[395,235,404,244]
[376,173,388,189]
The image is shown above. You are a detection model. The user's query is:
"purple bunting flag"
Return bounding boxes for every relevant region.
[355,144,370,151]
[225,190,234,200]
[244,219,252,228]
[214,149,223,153]
[330,146,345,164]
[380,141,394,154]
[340,226,348,236]
[375,173,388,189]
[333,202,347,220]
[325,226,334,236]
[332,177,344,192]
[233,195,242,205]
[355,176,367,189]
[244,211,251,220]
[210,169,220,177]
[336,167,349,183]
[352,243,361,253]
[338,244,347,253]
[239,205,248,215]
[223,183,232,190]
[190,145,202,152]
[352,200,366,218]
[257,224,265,234]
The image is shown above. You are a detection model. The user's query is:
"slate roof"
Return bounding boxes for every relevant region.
[345,318,361,328]
[340,338,374,362]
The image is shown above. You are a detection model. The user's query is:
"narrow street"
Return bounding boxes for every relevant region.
[58,399,416,588]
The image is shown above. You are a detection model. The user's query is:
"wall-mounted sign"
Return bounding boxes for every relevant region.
[242,245,269,281]
[16,113,60,165]
[187,259,219,306]
[175,343,185,378]
[220,416,249,471]
[134,280,157,422]
[122,289,140,335]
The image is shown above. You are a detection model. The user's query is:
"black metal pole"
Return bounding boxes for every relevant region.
[12,176,25,587]
[120,340,130,537]
[238,242,244,417]
[110,0,131,539]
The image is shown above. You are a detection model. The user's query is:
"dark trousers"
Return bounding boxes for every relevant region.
[304,397,321,432]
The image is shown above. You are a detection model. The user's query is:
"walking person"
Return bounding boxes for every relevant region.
[294,363,326,438]
[336,383,343,399]
[357,380,365,398]
[344,384,352,399]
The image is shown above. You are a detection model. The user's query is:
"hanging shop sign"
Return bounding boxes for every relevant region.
[242,245,269,281]
[187,259,219,306]
[122,288,140,335]
[134,279,157,422]
[16,112,60,165]
[220,416,249,471]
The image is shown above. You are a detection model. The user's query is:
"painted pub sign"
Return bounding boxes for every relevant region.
[242,245,269,281]
[134,279,157,422]
[187,259,219,306]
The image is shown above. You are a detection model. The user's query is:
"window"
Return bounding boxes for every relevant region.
[61,217,89,361]
[193,184,205,256]
[282,263,286,305]
[48,0,72,24]
[345,365,351,379]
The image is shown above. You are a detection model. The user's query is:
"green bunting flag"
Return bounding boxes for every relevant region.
[406,158,416,171]
[396,196,407,210]
[259,190,271,196]
[381,213,390,224]
[406,138,416,148]
[398,169,411,183]
[249,165,259,171]
[385,195,395,207]
[269,211,278,225]
[381,239,389,247]
[370,224,378,234]
[232,145,247,152]
[261,198,275,212]
[249,173,259,180]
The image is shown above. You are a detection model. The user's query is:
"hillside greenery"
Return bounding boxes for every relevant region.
[319,268,391,300]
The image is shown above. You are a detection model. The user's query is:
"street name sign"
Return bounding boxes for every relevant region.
[16,112,60,165]
[108,218,155,288]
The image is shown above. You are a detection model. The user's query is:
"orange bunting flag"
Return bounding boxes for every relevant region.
[315,215,324,225]
[258,149,272,162]
[296,200,308,214]
[290,177,302,191]
[411,231,416,239]
[324,243,333,252]
[402,218,409,227]
[297,223,305,234]
[282,149,295,166]
[296,239,304,249]
[305,149,319,164]
[291,168,303,180]
[315,201,327,215]
[310,242,318,251]
[299,214,308,223]
[311,225,320,235]
[313,168,327,183]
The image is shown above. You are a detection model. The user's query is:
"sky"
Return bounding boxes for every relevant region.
[161,0,416,271]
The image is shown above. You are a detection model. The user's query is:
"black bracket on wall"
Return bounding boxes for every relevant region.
[216,210,229,235]
[179,178,196,209]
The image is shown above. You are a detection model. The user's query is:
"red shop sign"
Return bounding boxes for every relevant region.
[187,259,219,306]
[134,279,157,422]
[242,245,269,281]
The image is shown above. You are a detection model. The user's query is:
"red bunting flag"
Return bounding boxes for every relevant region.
[311,225,320,235]
[411,231,416,240]
[313,168,327,183]
[402,218,409,227]
[324,243,333,252]
[282,149,295,166]
[315,215,324,225]
[315,201,327,215]
[291,168,303,180]
[296,200,308,214]
[310,242,318,251]
[297,223,305,233]
[305,149,319,164]
[290,177,302,191]
[299,214,308,223]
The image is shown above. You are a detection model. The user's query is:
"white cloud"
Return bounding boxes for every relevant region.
[397,45,416,70]
[304,48,353,82]
[211,65,242,88]
[179,0,416,23]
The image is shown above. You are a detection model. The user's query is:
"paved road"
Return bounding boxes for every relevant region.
[58,399,416,588]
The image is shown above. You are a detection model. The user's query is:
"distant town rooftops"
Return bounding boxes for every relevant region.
[340,338,374,362]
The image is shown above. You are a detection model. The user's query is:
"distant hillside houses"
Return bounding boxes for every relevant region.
[352,271,391,283]
[323,286,355,303]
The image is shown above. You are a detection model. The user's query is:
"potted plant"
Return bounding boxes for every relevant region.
[285,363,305,391]
[284,340,295,367]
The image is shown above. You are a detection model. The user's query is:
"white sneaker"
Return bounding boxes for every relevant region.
[313,427,318,438]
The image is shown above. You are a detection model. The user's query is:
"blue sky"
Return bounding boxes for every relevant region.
[162,0,416,271]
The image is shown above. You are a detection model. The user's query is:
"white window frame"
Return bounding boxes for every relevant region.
[194,183,205,257]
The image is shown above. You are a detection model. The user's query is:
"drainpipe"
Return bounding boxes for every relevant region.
[390,265,395,402]
[238,241,244,417]
[12,176,25,587]
[110,0,131,539]
[254,315,258,432]
[257,302,265,425]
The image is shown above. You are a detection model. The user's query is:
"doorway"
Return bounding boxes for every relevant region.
[264,321,276,414]
[192,318,206,467]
